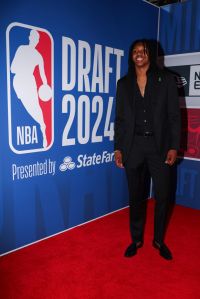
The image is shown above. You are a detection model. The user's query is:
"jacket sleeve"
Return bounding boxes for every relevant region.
[114,80,125,151]
[167,73,181,150]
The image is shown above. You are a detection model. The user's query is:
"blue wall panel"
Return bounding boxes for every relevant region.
[0,0,158,254]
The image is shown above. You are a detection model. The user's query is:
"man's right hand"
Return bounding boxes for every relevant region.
[114,150,124,168]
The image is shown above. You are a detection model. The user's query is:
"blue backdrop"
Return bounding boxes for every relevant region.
[0,0,158,255]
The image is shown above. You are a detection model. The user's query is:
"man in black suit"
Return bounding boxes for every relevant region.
[114,39,181,260]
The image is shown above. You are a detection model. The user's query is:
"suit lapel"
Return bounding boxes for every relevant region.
[146,71,160,108]
[126,75,136,110]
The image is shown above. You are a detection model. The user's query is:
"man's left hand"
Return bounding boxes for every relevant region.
[165,149,177,166]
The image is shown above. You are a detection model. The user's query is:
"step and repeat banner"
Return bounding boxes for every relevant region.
[0,0,158,254]
[159,0,200,209]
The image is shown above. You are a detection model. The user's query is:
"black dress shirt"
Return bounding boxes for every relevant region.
[134,76,154,135]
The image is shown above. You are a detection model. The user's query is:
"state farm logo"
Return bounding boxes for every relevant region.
[59,156,76,171]
[6,22,54,154]
[59,151,114,172]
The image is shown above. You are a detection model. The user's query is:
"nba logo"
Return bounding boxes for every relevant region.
[6,22,54,154]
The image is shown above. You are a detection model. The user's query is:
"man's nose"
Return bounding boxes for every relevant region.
[136,50,144,55]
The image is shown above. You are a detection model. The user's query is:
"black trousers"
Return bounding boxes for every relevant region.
[125,135,171,244]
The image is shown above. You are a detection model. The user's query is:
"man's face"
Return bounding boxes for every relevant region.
[132,43,150,68]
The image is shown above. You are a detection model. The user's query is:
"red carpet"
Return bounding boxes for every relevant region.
[1,200,200,299]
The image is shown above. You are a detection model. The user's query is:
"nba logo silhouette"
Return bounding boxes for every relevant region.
[6,22,54,154]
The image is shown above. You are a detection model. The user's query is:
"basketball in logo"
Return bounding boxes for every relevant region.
[38,84,52,102]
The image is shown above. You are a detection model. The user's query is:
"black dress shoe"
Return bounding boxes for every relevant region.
[152,241,173,260]
[124,242,143,258]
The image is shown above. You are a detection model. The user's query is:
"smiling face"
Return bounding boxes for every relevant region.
[132,42,150,69]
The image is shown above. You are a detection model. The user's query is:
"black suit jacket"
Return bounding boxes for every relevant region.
[114,67,181,163]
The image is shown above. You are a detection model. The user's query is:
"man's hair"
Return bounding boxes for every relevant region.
[128,39,157,72]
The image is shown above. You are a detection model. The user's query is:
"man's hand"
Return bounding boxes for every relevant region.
[165,149,177,166]
[114,150,124,168]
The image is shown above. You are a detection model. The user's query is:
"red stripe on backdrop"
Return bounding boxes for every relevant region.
[34,30,52,146]
[1,200,200,299]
